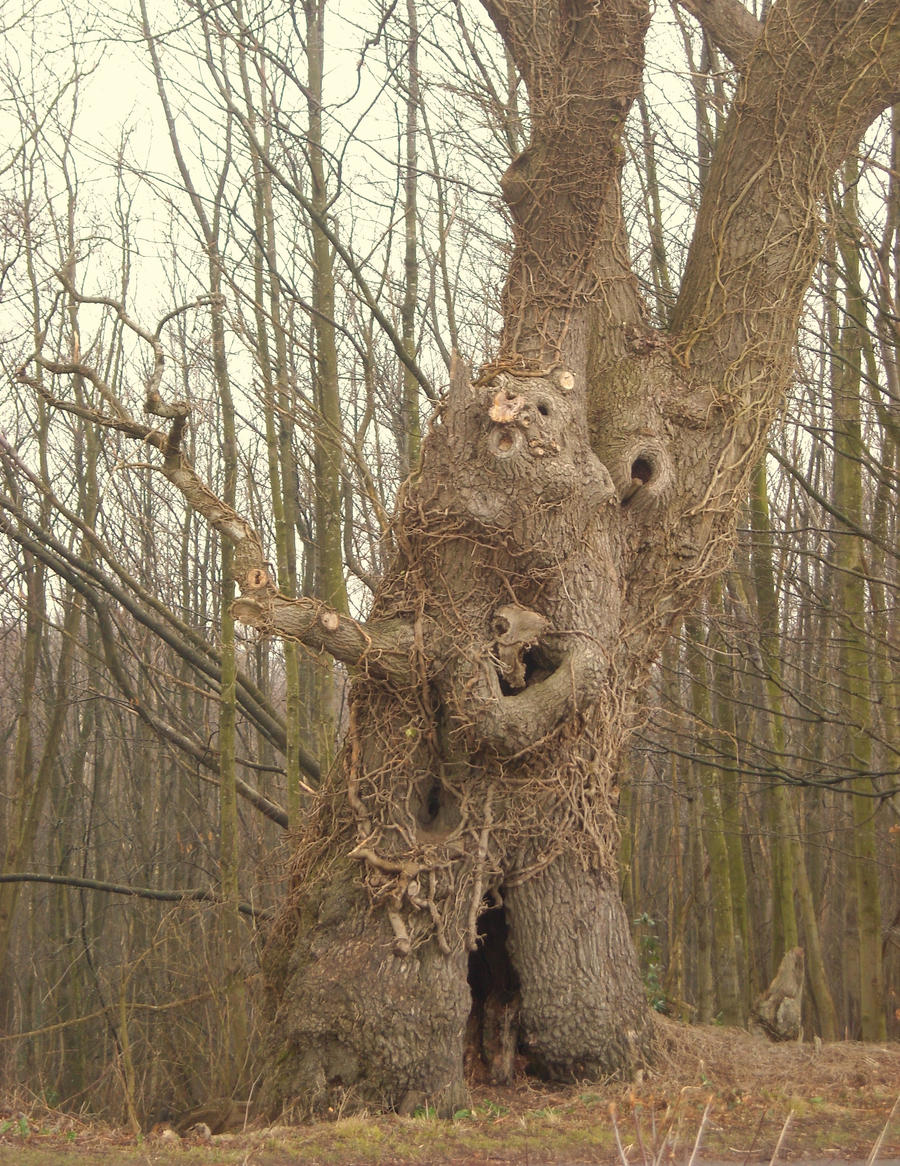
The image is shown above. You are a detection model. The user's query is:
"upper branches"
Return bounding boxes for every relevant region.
[479,0,650,366]
[564,0,900,635]
[671,0,900,405]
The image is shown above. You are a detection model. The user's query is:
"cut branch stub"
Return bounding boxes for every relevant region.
[476,370,597,477]
[245,567,274,592]
[448,349,473,407]
[489,388,527,424]
[750,946,805,1042]
[145,390,190,421]
[231,567,278,626]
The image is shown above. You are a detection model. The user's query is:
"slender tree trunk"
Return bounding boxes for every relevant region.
[685,614,742,1024]
[748,458,799,968]
[688,753,714,1025]
[304,0,348,770]
[401,0,422,475]
[238,26,308,816]
[711,579,753,1012]
[832,166,887,1041]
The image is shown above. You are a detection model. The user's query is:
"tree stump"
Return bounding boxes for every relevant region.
[750,947,805,1041]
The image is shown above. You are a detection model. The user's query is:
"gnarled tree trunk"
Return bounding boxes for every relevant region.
[23,0,899,1122]
[245,0,898,1117]
[257,351,653,1114]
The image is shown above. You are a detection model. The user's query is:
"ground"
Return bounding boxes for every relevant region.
[2,1022,899,1165]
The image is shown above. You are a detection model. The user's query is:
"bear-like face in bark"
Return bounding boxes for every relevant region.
[484,371,577,464]
[415,366,623,755]
[433,367,616,535]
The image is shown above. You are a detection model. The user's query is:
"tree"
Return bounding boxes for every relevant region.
[18,0,900,1118]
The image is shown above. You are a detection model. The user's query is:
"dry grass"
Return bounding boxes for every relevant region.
[1,1022,899,1165]
[652,1015,900,1096]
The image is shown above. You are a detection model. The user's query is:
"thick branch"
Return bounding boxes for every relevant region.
[673,0,761,70]
[232,568,416,684]
[20,297,410,683]
[21,367,410,685]
[671,0,900,402]
[18,359,266,579]
[603,1,899,628]
[480,0,650,366]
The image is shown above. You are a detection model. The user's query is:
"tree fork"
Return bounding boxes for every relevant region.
[24,0,900,1119]
[255,0,898,1114]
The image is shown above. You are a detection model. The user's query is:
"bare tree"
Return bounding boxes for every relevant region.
[11,0,900,1120]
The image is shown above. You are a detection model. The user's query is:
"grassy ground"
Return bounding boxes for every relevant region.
[2,1021,899,1165]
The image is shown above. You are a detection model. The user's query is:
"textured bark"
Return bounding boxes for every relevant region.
[263,860,471,1117]
[26,0,894,1121]
[259,358,655,1115]
[254,0,898,1117]
[504,856,648,1079]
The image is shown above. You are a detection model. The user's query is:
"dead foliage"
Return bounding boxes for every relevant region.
[650,1015,900,1098]
[2,1024,899,1164]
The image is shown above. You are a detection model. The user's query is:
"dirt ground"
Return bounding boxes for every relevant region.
[2,1020,899,1165]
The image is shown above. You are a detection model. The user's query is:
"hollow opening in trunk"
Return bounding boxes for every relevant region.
[413,777,461,838]
[496,644,554,695]
[465,900,521,1084]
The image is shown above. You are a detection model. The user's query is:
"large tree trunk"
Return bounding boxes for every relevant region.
[259,354,654,1115]
[249,0,898,1118]
[254,0,659,1111]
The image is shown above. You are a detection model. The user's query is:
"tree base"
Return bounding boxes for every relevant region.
[261,855,651,1117]
[260,866,470,1118]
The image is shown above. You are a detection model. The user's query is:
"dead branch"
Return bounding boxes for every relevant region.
[17,273,416,678]
[0,873,269,920]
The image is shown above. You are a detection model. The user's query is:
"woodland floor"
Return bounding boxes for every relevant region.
[2,1021,899,1165]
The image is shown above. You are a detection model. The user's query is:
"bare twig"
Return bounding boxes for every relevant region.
[0,873,269,919]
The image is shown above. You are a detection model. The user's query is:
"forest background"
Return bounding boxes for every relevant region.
[0,0,897,1128]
